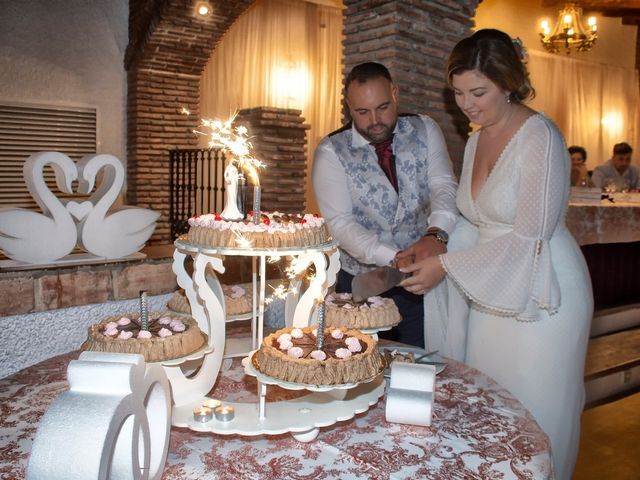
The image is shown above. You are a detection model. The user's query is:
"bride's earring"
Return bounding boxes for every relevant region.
[506,94,511,104]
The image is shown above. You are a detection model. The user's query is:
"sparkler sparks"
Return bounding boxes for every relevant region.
[182,110,264,186]
[231,229,252,248]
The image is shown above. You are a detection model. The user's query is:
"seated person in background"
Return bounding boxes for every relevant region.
[592,142,639,191]
[569,145,589,186]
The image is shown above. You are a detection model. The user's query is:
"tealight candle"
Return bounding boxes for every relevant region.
[193,406,213,423]
[202,398,222,409]
[214,405,235,422]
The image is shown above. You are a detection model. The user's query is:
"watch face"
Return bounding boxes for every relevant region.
[436,230,449,243]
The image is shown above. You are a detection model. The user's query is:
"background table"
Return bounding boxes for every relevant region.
[0,349,552,479]
[567,201,640,307]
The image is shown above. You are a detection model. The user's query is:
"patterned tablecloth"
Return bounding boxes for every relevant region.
[567,201,640,246]
[0,350,553,480]
[0,352,552,480]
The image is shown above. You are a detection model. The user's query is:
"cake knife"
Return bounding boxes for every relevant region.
[351,266,406,303]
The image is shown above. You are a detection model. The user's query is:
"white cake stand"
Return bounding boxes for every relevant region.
[169,354,385,442]
[168,238,360,434]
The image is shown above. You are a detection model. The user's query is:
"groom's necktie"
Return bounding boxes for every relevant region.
[373,136,398,191]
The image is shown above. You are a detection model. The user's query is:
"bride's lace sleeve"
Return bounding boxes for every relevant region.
[441,117,567,320]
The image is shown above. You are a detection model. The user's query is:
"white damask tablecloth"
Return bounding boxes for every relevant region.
[0,350,552,479]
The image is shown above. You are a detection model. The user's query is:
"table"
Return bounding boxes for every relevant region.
[566,201,640,246]
[567,201,640,307]
[0,350,553,479]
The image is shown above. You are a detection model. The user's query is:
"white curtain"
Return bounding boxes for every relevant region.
[528,50,640,170]
[200,0,344,212]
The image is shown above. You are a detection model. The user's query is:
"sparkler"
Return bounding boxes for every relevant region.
[185,111,264,189]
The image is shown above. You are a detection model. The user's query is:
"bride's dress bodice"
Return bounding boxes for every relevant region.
[442,114,572,319]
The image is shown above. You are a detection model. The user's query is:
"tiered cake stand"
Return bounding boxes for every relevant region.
[167,238,385,441]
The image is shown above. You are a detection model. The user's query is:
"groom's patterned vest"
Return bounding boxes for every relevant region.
[328,114,434,275]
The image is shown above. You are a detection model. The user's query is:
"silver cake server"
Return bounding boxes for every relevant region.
[351,266,406,303]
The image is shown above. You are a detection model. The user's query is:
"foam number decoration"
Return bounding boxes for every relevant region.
[76,154,160,259]
[0,151,78,263]
[27,352,171,480]
[385,362,436,427]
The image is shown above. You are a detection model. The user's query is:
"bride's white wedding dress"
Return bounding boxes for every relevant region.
[425,113,592,479]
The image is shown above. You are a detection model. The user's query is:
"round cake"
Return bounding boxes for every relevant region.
[222,283,252,315]
[325,293,401,329]
[187,211,331,249]
[167,283,253,316]
[167,291,191,314]
[81,312,207,363]
[255,326,384,386]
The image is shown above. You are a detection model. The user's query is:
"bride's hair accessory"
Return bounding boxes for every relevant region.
[512,37,528,64]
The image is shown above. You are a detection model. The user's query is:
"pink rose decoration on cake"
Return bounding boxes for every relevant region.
[158,317,172,325]
[277,333,292,344]
[117,330,133,340]
[290,328,304,339]
[117,317,131,326]
[137,330,152,339]
[368,296,385,308]
[104,327,119,337]
[345,337,362,353]
[172,322,186,332]
[287,346,304,358]
[158,328,173,337]
[278,339,293,350]
[335,348,352,359]
[310,350,327,361]
[105,322,118,330]
[330,329,344,340]
[311,328,318,337]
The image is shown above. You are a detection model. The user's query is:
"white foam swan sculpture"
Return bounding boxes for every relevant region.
[0,151,78,263]
[76,154,160,259]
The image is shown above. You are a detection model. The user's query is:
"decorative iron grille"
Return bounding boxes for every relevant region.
[169,148,226,240]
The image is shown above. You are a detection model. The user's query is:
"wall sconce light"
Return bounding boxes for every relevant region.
[540,3,597,54]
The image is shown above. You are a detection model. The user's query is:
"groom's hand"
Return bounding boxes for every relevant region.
[397,236,446,264]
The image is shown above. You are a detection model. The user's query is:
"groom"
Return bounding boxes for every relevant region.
[312,62,458,348]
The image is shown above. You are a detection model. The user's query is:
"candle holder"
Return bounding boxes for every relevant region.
[139,290,148,331]
[316,301,326,349]
[202,397,221,409]
[252,186,261,225]
[214,405,235,422]
[193,406,213,423]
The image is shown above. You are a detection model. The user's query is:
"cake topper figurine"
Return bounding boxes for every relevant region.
[316,300,326,349]
[220,160,244,221]
[140,290,149,331]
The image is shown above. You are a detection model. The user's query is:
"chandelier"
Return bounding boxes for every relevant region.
[540,3,597,54]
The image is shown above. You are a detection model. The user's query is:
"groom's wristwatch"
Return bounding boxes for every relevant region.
[425,227,449,245]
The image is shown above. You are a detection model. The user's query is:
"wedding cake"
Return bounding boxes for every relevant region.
[187,211,331,249]
[81,312,207,363]
[255,326,384,386]
[325,293,401,329]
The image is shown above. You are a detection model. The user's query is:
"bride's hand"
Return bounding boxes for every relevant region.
[398,256,446,295]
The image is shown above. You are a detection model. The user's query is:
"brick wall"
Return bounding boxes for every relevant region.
[126,0,256,244]
[235,107,310,212]
[125,0,479,244]
[342,0,480,175]
[0,258,177,316]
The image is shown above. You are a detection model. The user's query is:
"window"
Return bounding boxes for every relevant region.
[0,102,97,209]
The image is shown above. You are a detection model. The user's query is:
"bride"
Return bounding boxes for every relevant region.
[398,29,592,480]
